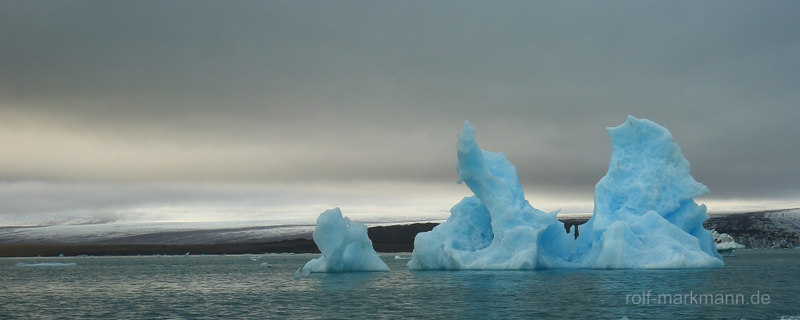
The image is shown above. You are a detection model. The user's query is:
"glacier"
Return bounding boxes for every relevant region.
[408,116,724,270]
[302,208,390,273]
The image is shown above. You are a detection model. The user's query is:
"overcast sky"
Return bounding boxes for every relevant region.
[1,1,799,223]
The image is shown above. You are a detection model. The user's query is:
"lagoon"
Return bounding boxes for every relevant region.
[2,250,799,319]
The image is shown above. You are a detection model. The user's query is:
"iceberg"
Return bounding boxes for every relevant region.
[408,116,723,270]
[302,208,390,273]
[711,229,745,254]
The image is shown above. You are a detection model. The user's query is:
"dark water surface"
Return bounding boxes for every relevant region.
[1,250,799,319]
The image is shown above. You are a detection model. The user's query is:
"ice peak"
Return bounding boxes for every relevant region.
[408,117,723,270]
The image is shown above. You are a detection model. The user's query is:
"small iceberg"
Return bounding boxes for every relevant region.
[711,230,745,255]
[301,208,390,273]
[15,262,77,267]
[394,255,411,260]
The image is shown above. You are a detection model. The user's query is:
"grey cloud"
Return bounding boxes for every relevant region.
[0,1,798,203]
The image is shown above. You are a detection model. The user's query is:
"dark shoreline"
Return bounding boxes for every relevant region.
[2,209,799,257]
[0,223,439,258]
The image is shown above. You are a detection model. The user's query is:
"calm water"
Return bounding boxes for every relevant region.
[1,250,799,319]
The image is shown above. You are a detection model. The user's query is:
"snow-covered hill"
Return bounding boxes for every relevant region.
[703,208,800,249]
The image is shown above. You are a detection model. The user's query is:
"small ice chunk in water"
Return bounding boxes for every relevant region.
[301,208,390,273]
[15,262,77,267]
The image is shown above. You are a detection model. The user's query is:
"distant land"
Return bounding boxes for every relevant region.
[0,223,437,257]
[1,209,798,257]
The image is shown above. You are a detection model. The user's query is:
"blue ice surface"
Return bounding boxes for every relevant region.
[302,208,390,273]
[408,116,724,270]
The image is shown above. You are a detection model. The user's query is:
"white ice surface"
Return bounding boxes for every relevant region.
[0,209,447,244]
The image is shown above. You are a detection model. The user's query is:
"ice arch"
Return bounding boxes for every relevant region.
[408,116,723,270]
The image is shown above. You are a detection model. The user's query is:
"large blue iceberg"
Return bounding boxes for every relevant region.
[302,208,390,273]
[408,116,723,269]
